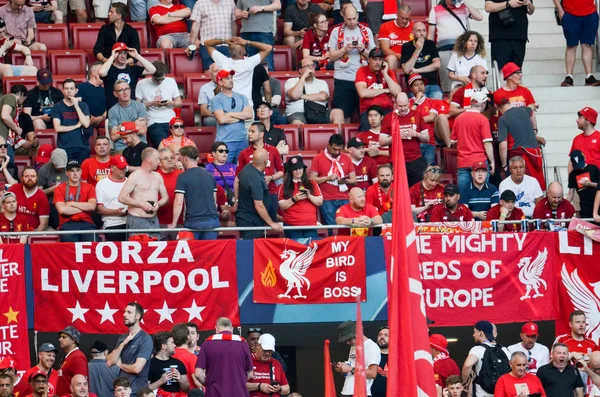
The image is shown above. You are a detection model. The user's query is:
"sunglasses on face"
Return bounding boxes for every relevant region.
[216,149,229,153]
[171,124,184,129]
[248,327,261,332]
[0,144,8,149]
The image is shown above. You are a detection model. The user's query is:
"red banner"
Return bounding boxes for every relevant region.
[0,245,30,381]
[32,241,239,333]
[384,232,558,327]
[253,237,366,304]
[556,231,600,342]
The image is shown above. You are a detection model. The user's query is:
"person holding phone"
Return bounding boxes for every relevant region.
[246,334,290,396]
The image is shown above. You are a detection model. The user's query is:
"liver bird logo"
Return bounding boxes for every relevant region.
[562,264,600,342]
[277,243,318,299]
[518,248,548,300]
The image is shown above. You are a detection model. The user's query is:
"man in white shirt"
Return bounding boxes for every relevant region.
[198,63,219,127]
[95,155,129,241]
[499,156,543,218]
[335,320,381,397]
[135,61,182,147]
[508,322,550,375]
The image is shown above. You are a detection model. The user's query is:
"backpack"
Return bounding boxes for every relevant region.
[474,343,511,394]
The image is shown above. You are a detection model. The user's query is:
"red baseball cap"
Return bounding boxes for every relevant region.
[169,117,184,127]
[579,107,598,126]
[429,334,449,355]
[408,73,427,86]
[471,161,487,171]
[0,356,16,369]
[112,42,129,52]
[502,62,521,80]
[110,155,128,169]
[521,322,539,336]
[35,144,53,165]
[117,121,138,135]
[216,69,235,84]
[28,369,48,382]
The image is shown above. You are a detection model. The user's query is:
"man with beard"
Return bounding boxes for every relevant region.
[16,344,59,397]
[56,326,88,396]
[508,323,549,375]
[7,167,49,230]
[495,352,546,397]
[554,311,599,364]
[107,303,153,397]
[347,137,377,192]
[69,375,98,397]
[430,184,474,222]
[366,165,393,216]
[370,326,389,397]
[172,324,201,388]
[148,332,189,394]
[449,65,489,118]
[186,323,200,356]
[537,344,584,397]
[25,371,50,397]
[430,334,460,389]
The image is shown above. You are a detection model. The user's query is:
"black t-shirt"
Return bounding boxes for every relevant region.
[175,167,219,223]
[236,163,270,225]
[498,107,537,149]
[23,86,64,117]
[148,357,187,393]
[264,127,286,148]
[123,141,148,167]
[568,164,600,218]
[252,64,270,111]
[400,40,440,86]
[102,64,145,110]
[537,363,584,397]
[283,3,324,31]
[486,0,530,41]
[370,353,388,397]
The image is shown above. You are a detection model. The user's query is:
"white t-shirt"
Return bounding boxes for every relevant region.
[507,342,550,374]
[211,51,261,104]
[135,76,180,125]
[341,338,381,396]
[284,77,329,116]
[467,342,511,397]
[95,176,128,228]
[590,385,600,396]
[446,52,487,89]
[499,175,543,218]
[328,24,375,82]
[199,81,217,105]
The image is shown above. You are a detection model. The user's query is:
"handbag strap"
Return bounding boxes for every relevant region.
[441,2,468,32]
[214,165,234,198]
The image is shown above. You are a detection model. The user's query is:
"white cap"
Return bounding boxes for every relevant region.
[258,333,276,351]
[471,91,488,104]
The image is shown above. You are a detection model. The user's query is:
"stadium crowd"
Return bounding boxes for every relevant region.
[0,0,598,242]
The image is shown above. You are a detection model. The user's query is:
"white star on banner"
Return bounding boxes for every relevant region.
[67,301,89,323]
[183,299,206,322]
[96,301,118,324]
[154,301,176,324]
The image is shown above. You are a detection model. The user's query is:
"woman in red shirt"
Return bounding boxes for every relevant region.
[302,13,331,70]
[278,156,323,240]
[409,165,445,222]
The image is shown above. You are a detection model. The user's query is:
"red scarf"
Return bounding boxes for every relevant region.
[323,149,348,192]
[377,183,393,212]
[336,22,370,63]
[205,333,245,342]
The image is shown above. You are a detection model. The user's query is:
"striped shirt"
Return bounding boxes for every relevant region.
[460,182,499,212]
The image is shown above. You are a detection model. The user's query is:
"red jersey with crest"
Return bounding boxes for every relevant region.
[365,182,393,215]
[410,97,449,145]
[433,354,460,388]
[378,20,413,54]
[16,366,59,397]
[493,86,536,109]
[237,144,284,194]
[429,203,474,222]
[0,213,31,242]
[381,109,428,163]
[355,66,397,113]
[355,130,390,165]
[409,182,445,222]
[554,334,599,356]
[8,184,50,229]
[248,355,289,397]
[56,349,88,396]
[352,157,378,191]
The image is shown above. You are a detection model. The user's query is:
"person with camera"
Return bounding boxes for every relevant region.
[246,334,290,397]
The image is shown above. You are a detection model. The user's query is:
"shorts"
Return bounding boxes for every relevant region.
[94,0,126,19]
[126,214,160,238]
[287,112,307,124]
[365,2,383,35]
[57,0,85,15]
[11,65,25,77]
[157,32,191,48]
[562,11,599,47]
[332,79,359,119]
[34,11,52,23]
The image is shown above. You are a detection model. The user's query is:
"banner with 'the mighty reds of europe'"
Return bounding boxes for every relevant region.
[384,231,558,327]
[253,237,366,304]
[32,240,239,333]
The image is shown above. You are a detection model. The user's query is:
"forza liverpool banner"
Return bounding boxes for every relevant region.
[253,237,366,304]
[32,240,239,333]
[384,232,558,326]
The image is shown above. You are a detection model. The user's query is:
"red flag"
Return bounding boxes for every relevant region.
[353,298,367,397]
[323,340,337,397]
[387,120,437,396]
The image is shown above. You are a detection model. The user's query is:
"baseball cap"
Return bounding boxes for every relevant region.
[444,183,459,195]
[408,73,426,87]
[578,107,598,126]
[118,121,138,135]
[471,91,489,104]
[66,160,81,171]
[216,69,235,84]
[110,155,128,169]
[429,334,449,355]
[28,369,48,382]
[35,144,53,165]
[0,356,16,369]
[169,117,185,127]
[474,320,495,341]
[502,62,521,80]
[37,68,53,85]
[369,48,384,58]
[39,342,58,353]
[471,161,487,172]
[570,150,586,170]
[285,156,306,172]
[521,322,539,336]
[258,333,276,351]
[112,42,129,52]
[1,191,16,204]
[51,148,68,169]
[58,325,81,344]
[500,189,517,202]
[90,340,108,353]
[347,137,365,149]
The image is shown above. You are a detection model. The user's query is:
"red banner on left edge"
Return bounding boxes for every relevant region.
[0,245,30,379]
[32,240,239,333]
[253,237,366,304]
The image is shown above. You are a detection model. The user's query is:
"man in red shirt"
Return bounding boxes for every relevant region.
[56,326,88,397]
[554,0,600,87]
[172,324,201,389]
[569,107,600,171]
[493,62,538,130]
[347,137,378,191]
[380,92,430,187]
[336,187,382,236]
[366,164,393,215]
[494,351,546,397]
[24,370,50,397]
[430,334,460,389]
[148,0,192,49]
[246,334,290,396]
[156,148,182,239]
[554,310,600,364]
[81,136,112,188]
[6,167,50,231]
[354,48,401,131]
[449,65,489,117]
[16,343,59,397]
[356,105,390,164]
[378,5,414,71]
[451,91,495,198]
[486,189,525,232]
[0,192,30,244]
[532,181,576,228]
[54,160,98,242]
[237,122,284,221]
[430,183,474,222]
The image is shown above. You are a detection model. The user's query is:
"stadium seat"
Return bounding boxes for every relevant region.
[396,70,408,93]
[3,76,38,95]
[129,22,149,49]
[270,71,298,108]
[435,147,442,167]
[442,148,458,182]
[274,124,300,152]
[71,23,104,50]
[273,46,293,71]
[28,235,61,244]
[285,150,318,170]
[167,49,203,84]
[10,51,47,70]
[35,24,69,51]
[178,99,196,126]
[140,48,166,65]
[301,124,339,151]
[440,173,454,186]
[49,50,88,75]
[404,0,431,18]
[34,130,57,148]
[184,126,216,154]
[14,157,32,178]
[342,124,359,144]
[51,75,87,89]
[276,19,284,45]
[183,73,211,107]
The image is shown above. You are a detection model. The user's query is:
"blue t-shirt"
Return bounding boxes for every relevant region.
[460,182,499,212]
[210,91,249,143]
[77,81,107,117]
[115,330,153,397]
[51,101,91,150]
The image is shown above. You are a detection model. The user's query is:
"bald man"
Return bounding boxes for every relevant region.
[533,182,576,227]
[235,148,283,239]
[70,374,98,397]
[400,22,442,99]
[335,187,382,236]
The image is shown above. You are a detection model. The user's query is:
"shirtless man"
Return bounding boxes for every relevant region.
[118,148,168,238]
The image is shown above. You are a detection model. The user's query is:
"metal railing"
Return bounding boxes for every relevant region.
[491,60,501,92]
